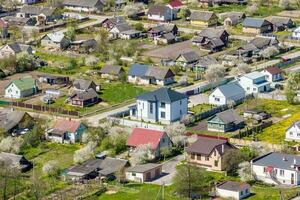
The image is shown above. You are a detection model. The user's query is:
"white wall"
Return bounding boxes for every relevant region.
[126,172,144,182]
[5,83,21,98]
[209,88,226,106]
[286,125,300,141]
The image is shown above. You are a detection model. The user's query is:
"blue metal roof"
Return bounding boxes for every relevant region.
[128,64,149,77]
[137,87,187,103]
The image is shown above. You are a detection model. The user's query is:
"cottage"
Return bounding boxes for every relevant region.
[193,55,218,72]
[148,23,178,37]
[207,109,245,132]
[100,65,125,80]
[73,79,98,91]
[0,152,32,172]
[293,27,300,40]
[192,28,229,52]
[127,128,172,157]
[242,18,273,34]
[220,12,246,26]
[38,74,69,85]
[126,163,162,183]
[109,23,141,39]
[286,121,300,142]
[100,16,126,30]
[127,64,175,86]
[130,87,188,124]
[267,16,294,31]
[186,135,235,171]
[190,11,218,27]
[0,18,8,38]
[175,51,201,68]
[216,181,251,200]
[46,119,86,144]
[167,0,183,10]
[41,31,70,49]
[251,152,300,185]
[5,77,38,99]
[238,71,271,94]
[147,5,174,22]
[0,42,33,58]
[209,82,246,106]
[154,32,176,44]
[0,108,34,133]
[69,88,99,107]
[261,66,284,82]
[63,0,104,12]
[65,157,129,181]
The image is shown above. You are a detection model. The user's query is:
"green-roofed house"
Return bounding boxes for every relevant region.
[5,77,38,99]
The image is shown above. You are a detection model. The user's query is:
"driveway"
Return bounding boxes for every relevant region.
[188,93,209,107]
[150,154,185,186]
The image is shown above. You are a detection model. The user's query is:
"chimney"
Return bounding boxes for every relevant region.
[283,156,287,161]
[294,158,297,165]
[221,144,224,154]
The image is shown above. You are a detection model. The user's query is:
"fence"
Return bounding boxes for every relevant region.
[232,120,273,139]
[229,138,281,150]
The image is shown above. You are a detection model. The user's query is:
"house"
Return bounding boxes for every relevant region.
[199,0,247,6]
[261,66,284,82]
[0,42,33,58]
[193,55,218,72]
[286,121,300,142]
[69,88,99,107]
[0,108,34,133]
[16,5,58,25]
[100,16,126,30]
[147,5,174,22]
[167,0,183,10]
[127,64,175,86]
[63,0,104,12]
[238,71,271,94]
[127,128,172,157]
[192,28,229,52]
[126,163,162,183]
[0,152,32,172]
[41,31,70,49]
[130,87,188,124]
[292,27,300,40]
[207,109,245,132]
[186,134,235,171]
[190,11,218,27]
[38,74,69,85]
[175,51,201,68]
[209,82,246,106]
[73,79,98,91]
[216,181,251,200]
[64,157,129,181]
[109,23,141,39]
[100,65,125,80]
[267,16,294,31]
[242,18,273,34]
[5,77,38,99]
[148,23,178,37]
[220,12,246,26]
[251,152,300,185]
[154,32,176,44]
[46,119,86,144]
[0,18,8,38]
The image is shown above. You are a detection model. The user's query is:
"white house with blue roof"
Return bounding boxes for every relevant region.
[251,152,300,186]
[130,87,188,124]
[209,82,246,106]
[286,121,300,141]
[238,71,271,95]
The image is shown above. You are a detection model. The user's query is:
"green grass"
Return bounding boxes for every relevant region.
[189,104,216,114]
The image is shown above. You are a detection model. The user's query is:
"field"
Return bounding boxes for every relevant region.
[189,104,216,114]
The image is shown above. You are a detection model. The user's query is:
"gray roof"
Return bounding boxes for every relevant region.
[0,152,31,170]
[98,157,129,176]
[70,88,98,101]
[73,79,95,90]
[43,31,65,43]
[198,28,227,39]
[268,16,293,27]
[128,64,174,79]
[242,17,272,28]
[126,163,161,173]
[186,135,233,155]
[287,121,300,131]
[161,32,175,41]
[190,11,216,21]
[19,5,55,16]
[148,5,170,16]
[196,55,218,67]
[5,42,32,54]
[114,23,133,33]
[149,24,177,33]
[219,12,245,20]
[0,108,27,132]
[250,36,278,49]
[217,181,250,192]
[214,82,245,98]
[100,65,123,75]
[128,63,149,77]
[252,152,300,171]
[137,87,187,103]
[210,109,244,125]
[177,51,201,62]
[243,71,265,80]
[63,0,103,7]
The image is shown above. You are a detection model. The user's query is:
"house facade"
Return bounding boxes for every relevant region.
[261,66,284,82]
[251,152,300,186]
[238,71,271,94]
[41,31,70,49]
[209,82,246,106]
[293,27,300,40]
[126,163,162,183]
[63,0,104,12]
[242,18,273,34]
[186,135,235,171]
[5,77,38,99]
[130,88,188,124]
[286,121,300,141]
[190,11,218,27]
[216,181,251,200]
[0,43,33,58]
[147,5,174,22]
[69,88,99,107]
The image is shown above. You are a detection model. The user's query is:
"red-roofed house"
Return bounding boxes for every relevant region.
[45,119,87,144]
[262,66,284,82]
[167,0,183,10]
[0,18,8,38]
[127,128,172,157]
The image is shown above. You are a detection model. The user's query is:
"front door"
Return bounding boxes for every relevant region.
[146,172,151,181]
[291,173,295,185]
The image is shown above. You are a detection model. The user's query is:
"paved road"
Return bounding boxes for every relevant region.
[151,154,185,186]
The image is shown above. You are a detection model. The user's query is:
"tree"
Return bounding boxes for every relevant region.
[16,53,36,72]
[73,142,97,163]
[180,114,195,126]
[178,7,191,20]
[123,3,144,19]
[223,149,246,175]
[246,4,258,15]
[165,122,187,148]
[279,0,291,9]
[173,164,213,198]
[260,46,279,59]
[65,25,76,41]
[0,136,24,153]
[104,0,115,11]
[42,160,60,177]
[130,144,155,165]
[94,28,109,60]
[205,64,226,82]
[230,63,251,76]
[238,161,253,182]
[285,72,300,104]
[46,0,63,8]
[248,142,271,157]
[82,127,105,144]
[134,23,145,32]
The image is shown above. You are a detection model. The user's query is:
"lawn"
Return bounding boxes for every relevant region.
[189,104,216,114]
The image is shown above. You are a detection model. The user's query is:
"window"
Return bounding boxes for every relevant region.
[160,102,165,108]
[214,150,216,156]
[142,103,144,109]
[150,103,153,114]
[247,87,250,91]
[263,167,267,173]
[214,160,218,167]
[297,133,300,137]
[215,97,220,102]
[240,191,243,196]
[290,131,293,136]
[280,170,284,176]
[180,100,182,105]
[197,155,201,160]
[180,110,182,115]
[205,157,209,161]
[161,112,165,118]
[191,154,195,159]
[132,172,136,176]
[162,138,165,143]
[253,88,257,91]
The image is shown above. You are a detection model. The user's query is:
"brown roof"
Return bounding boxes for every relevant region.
[264,66,283,75]
[52,119,81,133]
[190,11,217,21]
[217,181,250,192]
[186,135,233,156]
[0,18,8,28]
[148,5,170,16]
